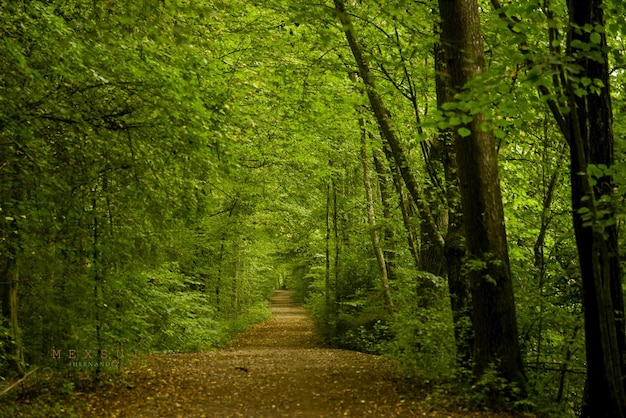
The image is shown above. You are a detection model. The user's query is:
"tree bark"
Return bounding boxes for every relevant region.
[358,117,395,315]
[325,181,332,312]
[379,143,423,280]
[489,0,626,412]
[372,147,398,283]
[565,2,626,416]
[0,255,24,375]
[332,177,340,314]
[437,0,525,389]
[434,36,472,368]
[334,0,444,308]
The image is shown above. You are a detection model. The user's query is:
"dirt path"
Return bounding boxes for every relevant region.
[75,291,512,417]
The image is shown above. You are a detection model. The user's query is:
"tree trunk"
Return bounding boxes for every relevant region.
[333,177,341,317]
[358,118,395,315]
[0,162,26,376]
[372,147,398,283]
[533,145,562,369]
[566,2,626,416]
[489,0,626,411]
[437,0,525,390]
[325,181,332,312]
[380,143,422,276]
[334,0,444,309]
[0,255,24,375]
[215,198,239,313]
[434,37,472,368]
[91,189,103,378]
[216,240,224,311]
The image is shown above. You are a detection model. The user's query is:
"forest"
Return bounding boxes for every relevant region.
[1,0,625,416]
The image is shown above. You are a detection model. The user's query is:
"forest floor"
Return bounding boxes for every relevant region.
[67,290,528,417]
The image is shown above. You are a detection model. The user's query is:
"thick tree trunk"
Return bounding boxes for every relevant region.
[434,33,473,367]
[437,0,525,389]
[489,0,625,411]
[566,2,626,416]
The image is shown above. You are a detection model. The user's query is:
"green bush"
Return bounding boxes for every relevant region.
[383,306,457,382]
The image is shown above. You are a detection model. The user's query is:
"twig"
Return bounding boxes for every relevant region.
[0,367,40,397]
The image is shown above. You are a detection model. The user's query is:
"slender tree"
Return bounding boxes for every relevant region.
[333,0,445,302]
[355,102,395,315]
[0,154,26,375]
[372,147,398,283]
[325,181,332,312]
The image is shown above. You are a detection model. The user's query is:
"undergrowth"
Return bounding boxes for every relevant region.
[0,296,272,418]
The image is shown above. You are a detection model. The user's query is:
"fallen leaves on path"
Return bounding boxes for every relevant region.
[74,291,528,417]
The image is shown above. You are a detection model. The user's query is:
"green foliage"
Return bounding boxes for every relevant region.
[384,309,456,382]
[0,325,10,377]
[382,272,457,382]
[330,309,393,354]
[0,0,624,414]
[464,364,531,412]
[0,0,282,384]
[500,110,586,415]
[0,366,114,418]
[137,264,223,353]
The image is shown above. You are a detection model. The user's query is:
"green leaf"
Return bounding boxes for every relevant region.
[495,129,506,139]
[590,32,601,45]
[458,127,471,137]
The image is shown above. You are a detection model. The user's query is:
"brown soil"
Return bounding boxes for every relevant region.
[74,290,524,417]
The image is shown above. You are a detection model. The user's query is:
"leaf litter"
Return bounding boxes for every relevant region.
[74,291,530,417]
